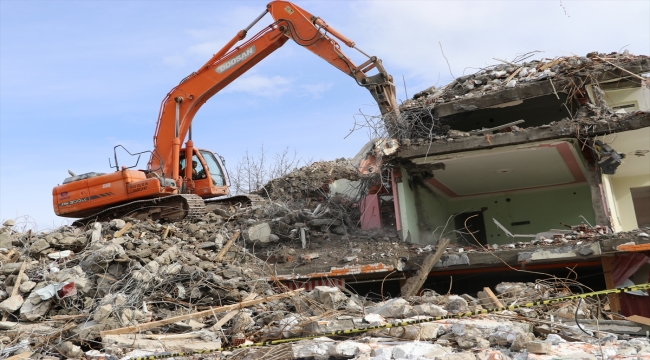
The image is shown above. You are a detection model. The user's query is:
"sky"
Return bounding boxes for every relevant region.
[1,0,649,231]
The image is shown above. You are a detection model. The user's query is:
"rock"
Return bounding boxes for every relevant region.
[0,295,24,312]
[19,281,36,293]
[58,341,84,358]
[527,341,552,354]
[3,219,15,227]
[329,340,371,358]
[245,222,275,246]
[2,262,32,275]
[30,238,50,253]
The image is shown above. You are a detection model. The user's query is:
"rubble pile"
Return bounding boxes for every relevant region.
[405,52,648,106]
[256,159,364,201]
[1,215,650,359]
[382,51,650,140]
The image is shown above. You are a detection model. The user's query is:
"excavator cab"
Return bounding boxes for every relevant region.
[179,148,229,198]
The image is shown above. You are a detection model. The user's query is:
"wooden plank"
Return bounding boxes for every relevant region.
[100,288,302,337]
[627,315,650,327]
[5,352,34,360]
[601,255,621,314]
[400,238,450,297]
[483,287,504,308]
[162,225,171,240]
[114,222,132,238]
[215,231,240,262]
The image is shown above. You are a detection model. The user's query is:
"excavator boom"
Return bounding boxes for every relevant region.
[150,1,398,180]
[53,1,398,224]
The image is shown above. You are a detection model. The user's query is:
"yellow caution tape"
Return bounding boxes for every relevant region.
[128,283,650,360]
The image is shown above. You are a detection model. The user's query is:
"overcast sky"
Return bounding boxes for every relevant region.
[1,0,648,230]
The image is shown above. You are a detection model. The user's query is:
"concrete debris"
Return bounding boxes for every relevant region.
[0,215,647,360]
[0,146,649,359]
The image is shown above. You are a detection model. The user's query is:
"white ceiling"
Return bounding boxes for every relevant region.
[413,141,586,197]
[600,127,650,178]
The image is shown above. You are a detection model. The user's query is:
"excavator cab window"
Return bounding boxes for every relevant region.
[179,153,206,180]
[199,150,226,187]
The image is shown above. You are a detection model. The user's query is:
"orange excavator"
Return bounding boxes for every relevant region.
[52,1,398,225]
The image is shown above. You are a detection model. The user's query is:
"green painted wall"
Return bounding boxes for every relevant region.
[396,171,421,243]
[448,184,596,245]
[415,184,452,244]
[398,179,596,245]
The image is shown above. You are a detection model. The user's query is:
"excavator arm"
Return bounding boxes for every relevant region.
[149,0,399,181]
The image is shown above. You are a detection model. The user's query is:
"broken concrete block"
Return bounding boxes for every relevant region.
[58,341,84,358]
[229,312,255,335]
[245,222,273,245]
[90,222,102,243]
[368,298,409,318]
[527,340,552,354]
[109,219,126,230]
[406,303,448,317]
[392,342,449,359]
[20,293,52,321]
[308,286,348,309]
[329,340,371,358]
[2,262,32,275]
[2,219,15,227]
[446,295,469,312]
[93,304,113,323]
[303,319,355,336]
[0,321,18,330]
[0,295,24,312]
[0,232,12,248]
[18,281,36,293]
[292,337,334,360]
[30,238,50,253]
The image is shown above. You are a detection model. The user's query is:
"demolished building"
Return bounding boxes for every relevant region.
[258,51,650,316]
[1,51,650,359]
[379,51,649,244]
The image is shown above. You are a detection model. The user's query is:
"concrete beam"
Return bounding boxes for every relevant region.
[394,112,650,160]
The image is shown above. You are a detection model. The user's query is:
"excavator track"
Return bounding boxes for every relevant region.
[204,194,266,209]
[72,194,206,227]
